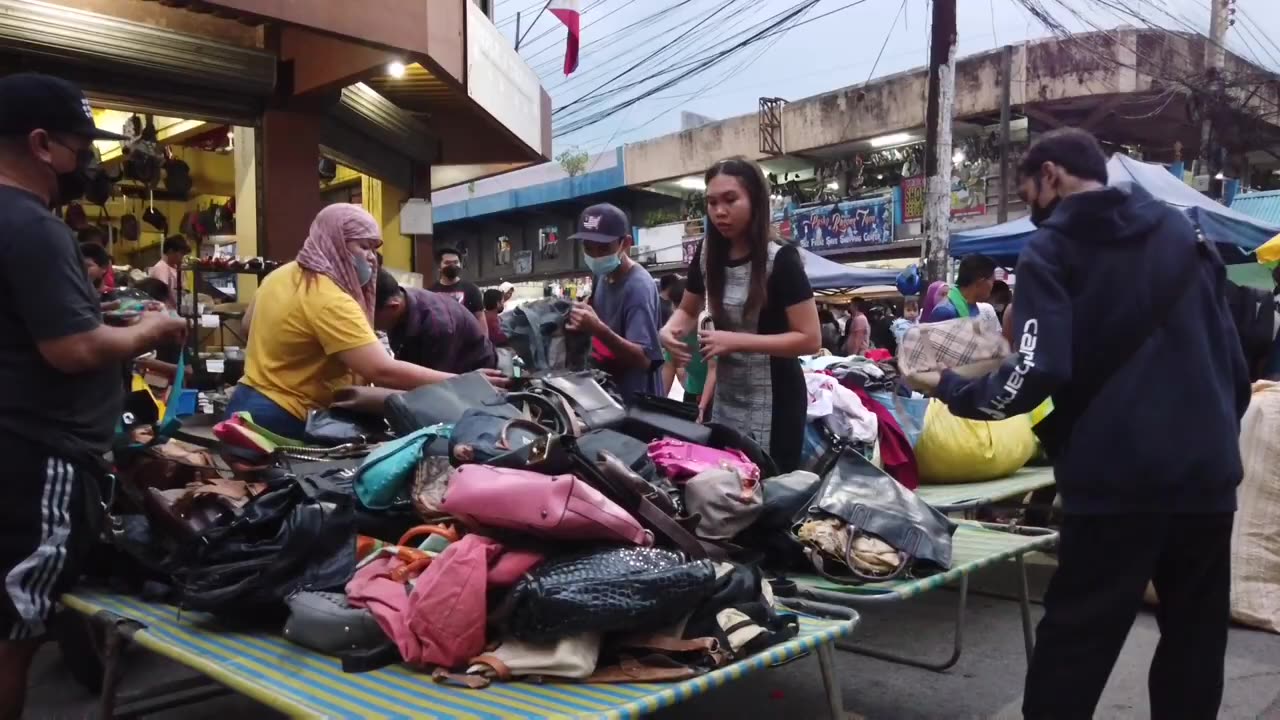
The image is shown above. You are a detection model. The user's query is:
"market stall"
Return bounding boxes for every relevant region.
[951,154,1280,265]
[75,371,912,718]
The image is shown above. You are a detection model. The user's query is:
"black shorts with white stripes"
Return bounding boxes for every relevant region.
[0,441,94,641]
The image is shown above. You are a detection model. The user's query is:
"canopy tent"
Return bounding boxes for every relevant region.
[797,246,901,290]
[951,154,1280,265]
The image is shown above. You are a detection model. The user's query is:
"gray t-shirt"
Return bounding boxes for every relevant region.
[0,186,120,460]
[590,263,664,401]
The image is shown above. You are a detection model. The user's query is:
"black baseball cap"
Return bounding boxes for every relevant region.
[0,73,125,141]
[569,203,630,244]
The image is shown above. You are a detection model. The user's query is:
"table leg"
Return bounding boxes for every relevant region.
[1016,554,1035,662]
[817,642,844,720]
[834,574,969,672]
[97,621,126,720]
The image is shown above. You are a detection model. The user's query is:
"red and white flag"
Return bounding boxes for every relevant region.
[548,0,581,76]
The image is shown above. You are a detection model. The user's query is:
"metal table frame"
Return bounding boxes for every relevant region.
[785,522,1057,673]
[62,594,861,720]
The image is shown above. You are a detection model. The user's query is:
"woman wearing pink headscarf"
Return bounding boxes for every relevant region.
[227,204,466,439]
[920,281,949,323]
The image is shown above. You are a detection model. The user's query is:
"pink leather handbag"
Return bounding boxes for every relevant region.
[441,465,653,546]
[647,438,761,483]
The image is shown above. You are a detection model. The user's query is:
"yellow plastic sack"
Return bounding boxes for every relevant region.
[131,372,164,418]
[915,399,1037,484]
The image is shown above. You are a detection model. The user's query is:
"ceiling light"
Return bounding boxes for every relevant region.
[868,132,912,148]
[876,174,884,180]
[827,181,839,190]
[953,150,966,164]
[387,61,407,79]
[676,177,705,191]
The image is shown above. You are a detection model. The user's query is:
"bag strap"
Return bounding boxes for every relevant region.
[1055,234,1208,427]
[945,286,971,318]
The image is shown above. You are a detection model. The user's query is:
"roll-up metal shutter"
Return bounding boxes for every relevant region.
[0,0,274,122]
[321,83,435,189]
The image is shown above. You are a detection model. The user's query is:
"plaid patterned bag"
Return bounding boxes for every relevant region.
[898,315,1010,377]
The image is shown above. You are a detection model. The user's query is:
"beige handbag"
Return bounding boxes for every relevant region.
[898,315,1009,378]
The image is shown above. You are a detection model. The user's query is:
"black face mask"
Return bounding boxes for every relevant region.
[442,265,460,281]
[46,145,97,207]
[1029,197,1060,227]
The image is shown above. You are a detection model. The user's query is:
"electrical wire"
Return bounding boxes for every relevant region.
[555,0,873,127]
[523,0,658,69]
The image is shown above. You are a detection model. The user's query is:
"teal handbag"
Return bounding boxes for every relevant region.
[356,424,451,509]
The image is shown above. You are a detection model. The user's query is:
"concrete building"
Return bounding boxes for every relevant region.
[0,0,553,278]
[431,28,1280,287]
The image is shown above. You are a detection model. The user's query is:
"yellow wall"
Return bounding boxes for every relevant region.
[360,174,412,272]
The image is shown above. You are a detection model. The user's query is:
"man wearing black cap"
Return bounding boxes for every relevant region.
[566,203,663,400]
[0,73,187,715]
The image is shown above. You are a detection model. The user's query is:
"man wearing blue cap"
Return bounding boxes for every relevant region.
[0,73,187,716]
[566,203,663,400]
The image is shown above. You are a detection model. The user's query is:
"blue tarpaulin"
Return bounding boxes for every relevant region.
[951,155,1280,265]
[797,246,900,290]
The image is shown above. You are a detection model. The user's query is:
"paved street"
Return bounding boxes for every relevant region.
[26,556,1280,719]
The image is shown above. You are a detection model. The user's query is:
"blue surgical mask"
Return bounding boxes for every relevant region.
[351,252,373,286]
[583,250,621,276]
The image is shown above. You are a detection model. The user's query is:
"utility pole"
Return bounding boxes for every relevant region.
[922,0,958,283]
[997,45,1013,224]
[1199,0,1230,177]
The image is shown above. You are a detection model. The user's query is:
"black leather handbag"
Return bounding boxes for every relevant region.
[503,547,716,643]
[385,372,515,435]
[532,371,626,430]
[173,472,357,617]
[576,429,656,482]
[621,405,712,445]
[449,407,549,464]
[795,446,956,583]
[305,409,388,447]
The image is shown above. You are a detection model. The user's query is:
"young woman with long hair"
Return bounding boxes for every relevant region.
[660,156,821,472]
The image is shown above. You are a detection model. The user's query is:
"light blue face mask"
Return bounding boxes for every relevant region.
[583,249,621,276]
[351,252,373,286]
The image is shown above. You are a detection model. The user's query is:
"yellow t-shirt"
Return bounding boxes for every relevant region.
[241,261,377,420]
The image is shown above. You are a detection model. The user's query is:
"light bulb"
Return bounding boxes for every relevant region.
[388,61,407,79]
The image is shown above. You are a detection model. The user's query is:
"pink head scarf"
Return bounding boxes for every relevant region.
[296,203,382,322]
[920,281,949,323]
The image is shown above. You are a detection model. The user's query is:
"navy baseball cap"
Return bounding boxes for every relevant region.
[570,203,630,244]
[0,73,125,141]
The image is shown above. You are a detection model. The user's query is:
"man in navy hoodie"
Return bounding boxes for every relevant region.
[936,128,1250,719]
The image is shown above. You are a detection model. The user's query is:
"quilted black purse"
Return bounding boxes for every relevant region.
[503,547,716,643]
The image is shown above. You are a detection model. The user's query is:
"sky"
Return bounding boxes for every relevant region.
[493,0,1280,157]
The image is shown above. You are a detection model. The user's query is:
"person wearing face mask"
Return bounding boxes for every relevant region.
[228,204,466,439]
[0,73,190,718]
[922,128,1249,719]
[430,247,487,338]
[660,157,821,472]
[564,203,664,401]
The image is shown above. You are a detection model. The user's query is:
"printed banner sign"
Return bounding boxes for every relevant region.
[776,195,894,250]
[901,175,987,222]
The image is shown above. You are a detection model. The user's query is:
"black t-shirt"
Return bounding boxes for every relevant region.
[687,242,813,471]
[0,186,120,459]
[430,280,484,315]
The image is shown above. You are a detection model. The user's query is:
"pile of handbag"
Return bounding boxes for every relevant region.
[265,371,804,684]
[103,367,957,686]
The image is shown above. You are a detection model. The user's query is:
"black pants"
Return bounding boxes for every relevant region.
[1024,512,1233,720]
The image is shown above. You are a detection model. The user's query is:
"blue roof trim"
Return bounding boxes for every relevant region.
[1230,189,1280,227]
[436,147,626,224]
